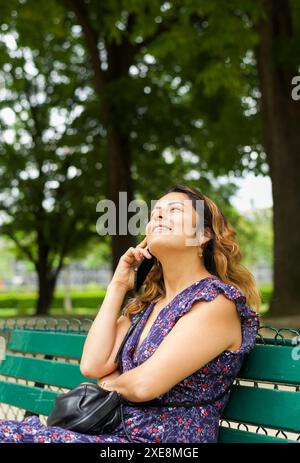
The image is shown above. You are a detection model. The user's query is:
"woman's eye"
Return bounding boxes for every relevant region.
[150,206,182,218]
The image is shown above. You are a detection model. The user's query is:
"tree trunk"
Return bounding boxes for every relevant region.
[36,269,56,317]
[106,129,137,272]
[68,0,138,274]
[35,236,57,316]
[255,0,300,316]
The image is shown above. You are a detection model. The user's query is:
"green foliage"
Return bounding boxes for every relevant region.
[230,207,273,268]
[0,0,105,276]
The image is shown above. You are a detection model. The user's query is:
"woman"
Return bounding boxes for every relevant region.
[0,184,261,443]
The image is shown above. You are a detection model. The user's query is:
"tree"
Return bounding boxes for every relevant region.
[0,0,241,314]
[254,0,300,315]
[0,0,104,314]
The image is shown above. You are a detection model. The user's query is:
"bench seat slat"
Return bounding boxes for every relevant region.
[0,354,97,389]
[222,385,300,433]
[218,426,297,443]
[0,381,57,416]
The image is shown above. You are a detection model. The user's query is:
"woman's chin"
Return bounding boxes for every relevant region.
[147,235,177,255]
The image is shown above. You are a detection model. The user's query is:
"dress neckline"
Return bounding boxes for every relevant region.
[134,275,218,354]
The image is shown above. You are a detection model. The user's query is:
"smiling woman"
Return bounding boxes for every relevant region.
[93,184,261,443]
[0,184,261,443]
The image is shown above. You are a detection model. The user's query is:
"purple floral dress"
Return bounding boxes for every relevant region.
[0,276,260,443]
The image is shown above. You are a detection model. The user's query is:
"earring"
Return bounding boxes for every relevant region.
[198,246,203,257]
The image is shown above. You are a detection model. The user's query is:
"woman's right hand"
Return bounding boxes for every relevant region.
[97,368,122,387]
[110,237,153,292]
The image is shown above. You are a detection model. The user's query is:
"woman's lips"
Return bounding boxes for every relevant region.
[152,225,171,232]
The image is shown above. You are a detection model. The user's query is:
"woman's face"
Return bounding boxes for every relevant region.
[145,192,204,257]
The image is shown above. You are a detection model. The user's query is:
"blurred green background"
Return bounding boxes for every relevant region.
[0,0,299,325]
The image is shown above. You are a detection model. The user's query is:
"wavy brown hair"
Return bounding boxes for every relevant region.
[123,184,261,319]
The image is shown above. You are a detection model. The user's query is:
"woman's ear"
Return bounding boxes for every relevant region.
[202,227,213,244]
[198,238,209,249]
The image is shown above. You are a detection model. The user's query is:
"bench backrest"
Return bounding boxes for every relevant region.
[0,329,299,443]
[219,341,300,443]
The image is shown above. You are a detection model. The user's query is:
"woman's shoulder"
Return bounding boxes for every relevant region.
[193,276,259,317]
[182,276,261,355]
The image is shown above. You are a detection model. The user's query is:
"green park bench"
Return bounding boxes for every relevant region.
[0,321,299,443]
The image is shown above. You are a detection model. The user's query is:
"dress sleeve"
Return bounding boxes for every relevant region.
[177,278,261,356]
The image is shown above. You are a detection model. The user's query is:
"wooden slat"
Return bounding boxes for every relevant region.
[7,330,86,359]
[238,344,300,385]
[218,426,297,443]
[222,385,300,433]
[0,381,58,416]
[0,354,97,388]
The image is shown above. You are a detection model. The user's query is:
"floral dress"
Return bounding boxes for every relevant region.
[0,276,260,443]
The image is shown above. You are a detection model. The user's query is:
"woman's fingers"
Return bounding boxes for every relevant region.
[128,247,144,263]
[139,247,152,259]
[133,246,152,261]
[125,239,152,265]
[136,236,147,249]
[130,246,152,262]
[136,237,152,257]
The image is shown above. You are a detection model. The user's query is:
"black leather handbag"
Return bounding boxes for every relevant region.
[46,381,126,435]
[47,308,233,443]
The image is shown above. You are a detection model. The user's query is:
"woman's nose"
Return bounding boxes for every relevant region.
[152,207,164,218]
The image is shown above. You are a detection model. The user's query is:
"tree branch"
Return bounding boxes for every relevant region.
[1,228,37,267]
[64,0,106,94]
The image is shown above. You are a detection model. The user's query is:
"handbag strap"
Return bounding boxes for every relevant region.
[114,310,146,371]
[119,403,136,443]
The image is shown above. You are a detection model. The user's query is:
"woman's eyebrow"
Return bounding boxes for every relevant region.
[151,200,185,212]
